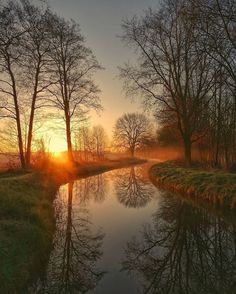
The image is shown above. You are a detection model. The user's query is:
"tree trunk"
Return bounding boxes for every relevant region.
[9,64,25,169]
[65,113,74,163]
[183,136,192,166]
[16,110,26,169]
[25,66,40,168]
[215,74,222,167]
[25,104,35,167]
[130,146,135,157]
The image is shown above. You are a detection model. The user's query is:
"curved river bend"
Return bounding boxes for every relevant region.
[29,164,236,294]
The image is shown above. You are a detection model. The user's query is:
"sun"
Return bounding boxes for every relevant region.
[49,136,67,153]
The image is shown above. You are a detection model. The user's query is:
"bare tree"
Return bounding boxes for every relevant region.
[0,0,54,168]
[92,125,107,159]
[48,15,102,163]
[19,0,54,167]
[0,1,26,167]
[193,0,236,168]
[120,0,216,165]
[113,113,151,157]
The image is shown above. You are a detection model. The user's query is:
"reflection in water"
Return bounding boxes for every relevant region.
[32,181,105,294]
[27,166,236,293]
[115,166,155,208]
[122,195,236,293]
[75,174,107,204]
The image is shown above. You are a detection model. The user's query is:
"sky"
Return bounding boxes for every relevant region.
[48,0,159,138]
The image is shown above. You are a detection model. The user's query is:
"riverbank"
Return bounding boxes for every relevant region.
[149,162,236,209]
[0,157,145,292]
[46,157,147,184]
[0,172,56,293]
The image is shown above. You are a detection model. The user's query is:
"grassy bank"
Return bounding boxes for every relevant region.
[149,162,236,209]
[0,172,57,293]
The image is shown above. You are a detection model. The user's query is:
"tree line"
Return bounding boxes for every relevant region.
[120,0,236,167]
[0,0,101,168]
[1,0,235,168]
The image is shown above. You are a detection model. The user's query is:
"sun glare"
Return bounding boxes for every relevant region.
[49,136,67,153]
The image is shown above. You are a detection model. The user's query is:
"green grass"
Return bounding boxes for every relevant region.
[150,162,236,209]
[0,173,57,293]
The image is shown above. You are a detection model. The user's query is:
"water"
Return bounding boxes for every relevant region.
[31,164,236,294]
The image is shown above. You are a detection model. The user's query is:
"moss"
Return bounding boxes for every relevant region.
[150,162,236,209]
[0,173,57,293]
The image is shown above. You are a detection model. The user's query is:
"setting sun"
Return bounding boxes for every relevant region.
[49,136,67,153]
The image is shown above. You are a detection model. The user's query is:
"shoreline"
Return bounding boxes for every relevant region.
[46,158,147,185]
[149,162,236,210]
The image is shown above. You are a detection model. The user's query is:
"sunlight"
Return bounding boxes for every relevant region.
[49,136,67,153]
[52,151,64,159]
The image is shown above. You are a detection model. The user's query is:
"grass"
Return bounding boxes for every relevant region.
[149,162,236,209]
[0,172,57,293]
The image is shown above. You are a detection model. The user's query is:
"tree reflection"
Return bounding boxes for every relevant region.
[122,195,236,293]
[75,174,107,204]
[34,182,105,293]
[115,167,154,208]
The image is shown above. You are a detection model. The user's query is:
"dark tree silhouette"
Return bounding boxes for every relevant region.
[113,113,151,157]
[19,0,55,167]
[0,1,26,167]
[120,0,216,166]
[48,15,102,163]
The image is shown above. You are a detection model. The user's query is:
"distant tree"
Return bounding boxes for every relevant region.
[92,125,107,159]
[48,15,102,163]
[113,113,151,157]
[75,126,94,161]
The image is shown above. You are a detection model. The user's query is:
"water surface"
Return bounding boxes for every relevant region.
[30,164,236,293]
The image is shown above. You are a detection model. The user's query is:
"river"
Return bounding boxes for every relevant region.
[29,163,236,294]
